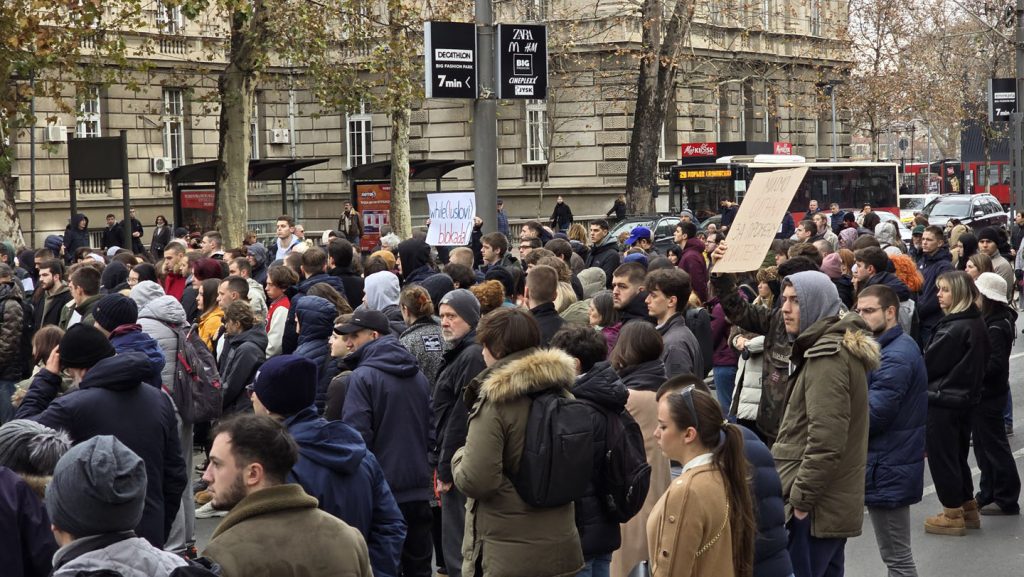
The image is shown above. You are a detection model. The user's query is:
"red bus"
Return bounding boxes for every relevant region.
[965,160,1010,205]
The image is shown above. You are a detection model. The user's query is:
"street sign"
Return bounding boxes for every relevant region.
[424,22,477,99]
[898,138,908,151]
[989,78,1017,122]
[496,24,548,99]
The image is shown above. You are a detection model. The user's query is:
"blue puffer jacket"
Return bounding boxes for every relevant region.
[293,295,337,411]
[741,425,793,577]
[341,335,433,504]
[109,324,166,389]
[285,407,407,577]
[282,273,349,354]
[865,325,928,509]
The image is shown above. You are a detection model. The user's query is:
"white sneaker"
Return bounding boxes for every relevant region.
[195,501,228,519]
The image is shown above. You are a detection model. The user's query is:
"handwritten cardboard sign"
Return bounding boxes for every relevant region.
[714,166,809,273]
[426,192,476,246]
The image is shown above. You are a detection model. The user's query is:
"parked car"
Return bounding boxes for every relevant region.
[919,193,1008,231]
[839,209,914,244]
[609,215,680,255]
[899,193,939,224]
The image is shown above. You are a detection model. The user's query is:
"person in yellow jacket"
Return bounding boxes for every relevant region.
[197,278,224,352]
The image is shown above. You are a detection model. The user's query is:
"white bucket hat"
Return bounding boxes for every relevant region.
[975,272,1008,304]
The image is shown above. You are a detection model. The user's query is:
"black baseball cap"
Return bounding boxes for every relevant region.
[334,310,391,335]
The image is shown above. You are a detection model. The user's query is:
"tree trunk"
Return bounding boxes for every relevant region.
[389,107,411,239]
[0,176,26,250]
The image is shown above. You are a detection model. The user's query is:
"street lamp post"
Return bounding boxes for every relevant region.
[816,80,844,161]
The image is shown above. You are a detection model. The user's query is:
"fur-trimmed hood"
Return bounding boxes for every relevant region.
[793,311,881,373]
[480,348,577,404]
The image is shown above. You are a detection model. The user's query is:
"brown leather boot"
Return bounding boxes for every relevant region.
[962,499,981,529]
[924,507,967,536]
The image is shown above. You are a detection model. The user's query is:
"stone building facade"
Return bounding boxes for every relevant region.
[10,0,851,246]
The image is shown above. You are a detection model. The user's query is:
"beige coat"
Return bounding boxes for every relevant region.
[610,390,671,577]
[647,463,734,577]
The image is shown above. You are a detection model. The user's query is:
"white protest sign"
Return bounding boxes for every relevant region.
[426,192,476,246]
[714,166,809,273]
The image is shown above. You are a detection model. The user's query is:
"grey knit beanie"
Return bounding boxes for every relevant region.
[0,420,72,476]
[440,289,481,328]
[46,435,147,537]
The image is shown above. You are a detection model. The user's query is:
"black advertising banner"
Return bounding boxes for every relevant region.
[424,22,477,99]
[496,24,548,99]
[989,78,1017,122]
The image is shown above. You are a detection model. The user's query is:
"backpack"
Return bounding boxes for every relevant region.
[1,294,35,379]
[164,322,223,423]
[581,401,652,523]
[512,391,594,508]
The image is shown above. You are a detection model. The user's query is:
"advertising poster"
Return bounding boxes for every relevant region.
[356,182,391,252]
[179,187,217,233]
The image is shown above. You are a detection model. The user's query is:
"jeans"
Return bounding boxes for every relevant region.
[868,506,918,577]
[575,553,613,577]
[713,366,737,417]
[0,379,15,425]
[787,515,846,577]
[1005,390,1014,428]
[165,418,195,554]
[441,487,468,577]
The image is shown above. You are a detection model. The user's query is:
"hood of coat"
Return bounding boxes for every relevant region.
[0,280,23,301]
[480,347,577,404]
[683,236,706,254]
[617,358,666,392]
[865,272,911,301]
[296,274,348,297]
[349,334,422,378]
[246,243,268,267]
[572,361,629,411]
[592,231,618,254]
[78,352,154,392]
[285,407,367,476]
[0,241,16,267]
[397,238,432,279]
[137,295,187,326]
[101,261,129,292]
[985,301,1018,330]
[70,214,89,230]
[785,270,840,334]
[295,295,336,342]
[792,311,881,372]
[364,271,401,311]
[922,245,952,265]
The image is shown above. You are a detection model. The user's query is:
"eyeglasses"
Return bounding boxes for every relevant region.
[673,384,700,431]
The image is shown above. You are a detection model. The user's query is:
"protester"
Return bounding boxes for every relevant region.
[452,308,584,577]
[917,225,954,345]
[201,414,373,576]
[585,219,621,289]
[293,295,336,411]
[328,238,365,306]
[265,264,298,357]
[91,293,165,388]
[612,262,654,326]
[197,277,224,351]
[338,202,364,245]
[977,227,1016,302]
[674,222,708,303]
[922,271,989,535]
[397,285,445,388]
[217,300,269,416]
[589,290,621,353]
[58,265,102,329]
[644,268,702,378]
[33,260,72,329]
[251,355,406,577]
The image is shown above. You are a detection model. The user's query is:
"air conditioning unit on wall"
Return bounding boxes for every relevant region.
[151,157,173,173]
[270,128,291,144]
[46,125,68,143]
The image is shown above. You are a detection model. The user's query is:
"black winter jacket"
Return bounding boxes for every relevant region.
[917,246,954,330]
[219,325,269,414]
[282,273,349,354]
[15,353,186,548]
[530,302,566,347]
[431,331,487,484]
[923,306,990,409]
[584,235,621,289]
[618,292,654,326]
[740,425,794,577]
[617,359,666,392]
[570,362,628,557]
[981,304,1017,398]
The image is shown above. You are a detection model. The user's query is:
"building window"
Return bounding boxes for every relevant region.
[526,99,548,163]
[347,102,372,168]
[163,88,185,168]
[76,86,101,138]
[762,0,773,29]
[250,93,260,160]
[527,0,547,20]
[810,0,821,35]
[156,2,183,34]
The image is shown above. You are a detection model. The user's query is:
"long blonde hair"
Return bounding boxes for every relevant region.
[936,270,977,315]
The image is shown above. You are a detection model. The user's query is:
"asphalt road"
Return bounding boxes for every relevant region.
[194,320,1024,575]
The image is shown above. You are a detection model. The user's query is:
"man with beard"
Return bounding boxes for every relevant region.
[201,414,372,576]
[611,262,654,326]
[430,289,486,577]
[34,259,72,328]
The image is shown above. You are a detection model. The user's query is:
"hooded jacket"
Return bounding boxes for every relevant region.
[135,294,188,396]
[15,353,186,548]
[294,295,337,410]
[399,317,445,389]
[281,272,349,354]
[0,282,26,381]
[101,261,130,293]
[678,236,709,303]
[284,407,406,577]
[771,308,880,539]
[219,325,269,414]
[341,335,432,503]
[328,264,366,307]
[618,290,654,326]
[51,534,187,577]
[62,214,90,263]
[246,243,269,286]
[916,246,954,330]
[865,325,928,509]
[617,358,666,392]
[924,305,990,409]
[431,330,487,484]
[109,324,166,389]
[657,313,703,378]
[452,348,584,577]
[58,293,101,330]
[584,233,621,289]
[740,426,793,577]
[397,238,436,285]
[981,304,1017,398]
[570,361,629,557]
[35,282,72,329]
[0,467,57,577]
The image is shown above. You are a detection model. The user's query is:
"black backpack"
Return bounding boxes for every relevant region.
[582,401,651,523]
[1,294,35,379]
[512,391,593,508]
[163,321,223,423]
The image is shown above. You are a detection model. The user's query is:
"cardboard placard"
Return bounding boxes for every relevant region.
[714,166,809,273]
[426,192,476,246]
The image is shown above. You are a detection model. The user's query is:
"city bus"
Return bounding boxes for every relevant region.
[668,154,900,222]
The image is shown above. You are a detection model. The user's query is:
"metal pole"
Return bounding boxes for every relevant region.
[1015,0,1024,209]
[830,87,837,161]
[120,130,132,251]
[29,76,36,248]
[473,0,497,234]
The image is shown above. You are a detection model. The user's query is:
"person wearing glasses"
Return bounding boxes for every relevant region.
[648,383,756,577]
[773,270,879,577]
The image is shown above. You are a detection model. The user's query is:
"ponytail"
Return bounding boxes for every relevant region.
[714,422,755,577]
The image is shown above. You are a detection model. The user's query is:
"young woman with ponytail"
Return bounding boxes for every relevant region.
[649,382,757,577]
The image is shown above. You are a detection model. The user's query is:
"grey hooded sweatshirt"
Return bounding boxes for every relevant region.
[784,271,841,336]
[132,283,188,395]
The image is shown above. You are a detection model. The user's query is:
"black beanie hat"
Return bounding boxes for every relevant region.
[92,294,139,332]
[977,227,1001,244]
[252,355,319,416]
[60,324,116,369]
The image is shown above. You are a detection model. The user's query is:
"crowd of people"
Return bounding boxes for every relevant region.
[0,199,1021,577]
